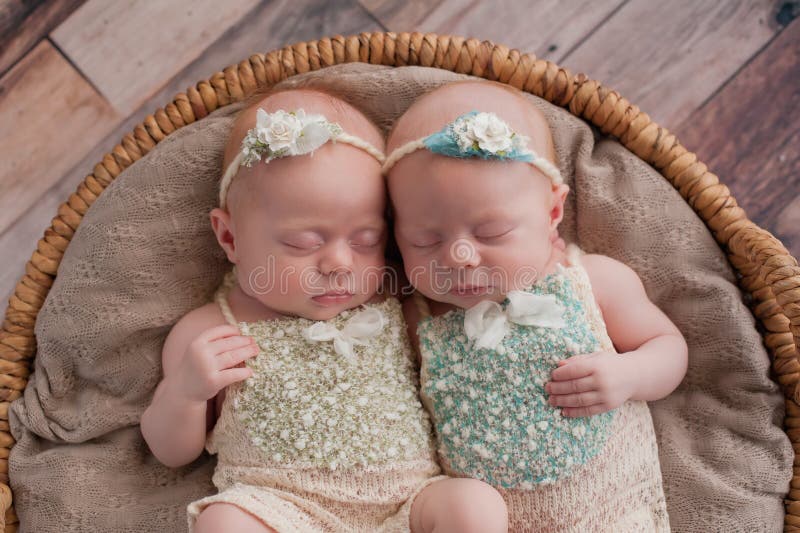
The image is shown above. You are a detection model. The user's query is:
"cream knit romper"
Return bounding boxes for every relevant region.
[187,270,444,532]
[416,245,671,532]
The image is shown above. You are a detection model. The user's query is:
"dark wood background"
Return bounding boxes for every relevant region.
[1,0,798,318]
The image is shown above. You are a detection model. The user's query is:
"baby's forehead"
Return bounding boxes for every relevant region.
[388,81,554,161]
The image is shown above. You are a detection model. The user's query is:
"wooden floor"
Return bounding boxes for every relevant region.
[1,0,798,318]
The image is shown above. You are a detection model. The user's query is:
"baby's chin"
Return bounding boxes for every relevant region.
[302,291,380,321]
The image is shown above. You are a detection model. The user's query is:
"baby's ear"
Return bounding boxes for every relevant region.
[209,208,238,263]
[549,183,570,229]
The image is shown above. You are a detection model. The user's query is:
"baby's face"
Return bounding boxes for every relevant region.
[390,153,562,308]
[234,153,386,320]
[212,90,387,321]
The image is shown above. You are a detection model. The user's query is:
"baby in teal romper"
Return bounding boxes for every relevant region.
[382,80,689,531]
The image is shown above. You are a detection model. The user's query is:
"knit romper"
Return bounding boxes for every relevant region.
[416,245,671,532]
[187,270,444,532]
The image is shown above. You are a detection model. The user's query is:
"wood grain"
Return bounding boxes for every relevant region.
[0,0,86,76]
[50,0,260,114]
[0,39,117,241]
[358,0,441,29]
[561,0,780,127]
[362,0,624,63]
[676,18,800,259]
[0,0,382,313]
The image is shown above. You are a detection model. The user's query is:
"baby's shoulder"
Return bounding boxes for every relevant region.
[172,301,229,337]
[578,253,638,279]
[577,253,645,307]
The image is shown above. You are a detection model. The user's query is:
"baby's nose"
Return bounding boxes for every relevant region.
[447,238,481,268]
[318,241,354,274]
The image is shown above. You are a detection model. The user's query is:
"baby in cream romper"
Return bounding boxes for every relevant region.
[142,87,509,533]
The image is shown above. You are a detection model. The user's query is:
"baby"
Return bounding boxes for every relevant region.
[140,87,508,533]
[383,81,688,531]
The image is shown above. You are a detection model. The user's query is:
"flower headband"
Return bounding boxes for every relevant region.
[381,111,563,185]
[219,108,386,210]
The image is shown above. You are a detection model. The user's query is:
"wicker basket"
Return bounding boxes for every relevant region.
[0,31,798,532]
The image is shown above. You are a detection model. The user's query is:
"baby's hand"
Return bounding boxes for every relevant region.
[544,350,634,417]
[169,324,258,403]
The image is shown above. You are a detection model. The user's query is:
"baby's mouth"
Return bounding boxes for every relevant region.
[449,284,492,296]
[311,289,354,305]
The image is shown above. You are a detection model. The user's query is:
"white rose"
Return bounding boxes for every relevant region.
[453,120,476,152]
[470,112,514,153]
[255,108,304,155]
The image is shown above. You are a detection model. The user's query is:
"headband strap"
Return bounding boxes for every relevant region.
[219,108,386,210]
[381,111,563,185]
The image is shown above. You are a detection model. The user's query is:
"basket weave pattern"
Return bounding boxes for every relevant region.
[0,32,798,532]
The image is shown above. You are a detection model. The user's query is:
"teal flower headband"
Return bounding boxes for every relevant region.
[381,111,563,185]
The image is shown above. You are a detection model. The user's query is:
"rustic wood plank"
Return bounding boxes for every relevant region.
[0,39,118,241]
[359,0,441,29]
[147,0,383,105]
[362,0,624,62]
[676,18,800,259]
[0,0,86,77]
[0,0,381,315]
[561,0,780,127]
[50,0,261,115]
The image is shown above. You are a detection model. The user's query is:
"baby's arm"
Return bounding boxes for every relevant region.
[140,308,256,467]
[582,254,688,401]
[545,254,688,416]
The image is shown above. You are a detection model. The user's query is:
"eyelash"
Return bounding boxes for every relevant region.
[284,242,321,251]
[350,239,379,248]
[476,229,512,241]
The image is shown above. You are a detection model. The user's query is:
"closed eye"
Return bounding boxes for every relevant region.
[475,228,513,242]
[412,240,442,249]
[281,238,323,250]
[349,229,384,248]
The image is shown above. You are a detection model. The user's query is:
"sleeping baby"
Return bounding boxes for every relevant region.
[383,80,688,531]
[140,87,510,532]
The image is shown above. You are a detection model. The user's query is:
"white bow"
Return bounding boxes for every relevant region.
[302,307,386,362]
[464,291,566,351]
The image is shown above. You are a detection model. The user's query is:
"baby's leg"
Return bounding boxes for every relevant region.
[193,503,277,533]
[410,478,508,533]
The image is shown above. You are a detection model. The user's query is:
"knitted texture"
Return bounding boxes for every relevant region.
[186,272,442,532]
[419,263,615,488]
[418,250,670,531]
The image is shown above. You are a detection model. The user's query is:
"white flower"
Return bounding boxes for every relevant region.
[453,112,515,154]
[255,108,304,155]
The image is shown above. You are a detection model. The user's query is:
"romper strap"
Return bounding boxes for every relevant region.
[412,290,432,319]
[214,267,240,327]
[564,243,584,267]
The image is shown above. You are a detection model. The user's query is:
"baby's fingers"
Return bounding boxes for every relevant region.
[209,334,254,356]
[548,390,601,408]
[559,404,610,418]
[551,360,592,381]
[215,344,259,370]
[545,375,594,395]
[219,366,253,387]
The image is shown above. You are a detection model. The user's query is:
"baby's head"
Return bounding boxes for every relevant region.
[211,88,387,321]
[384,80,569,309]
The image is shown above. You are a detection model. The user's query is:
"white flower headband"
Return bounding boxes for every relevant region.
[219,108,386,210]
[381,111,563,185]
